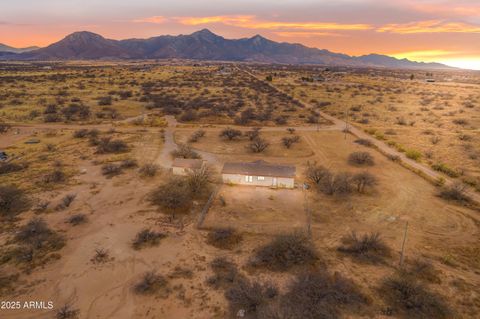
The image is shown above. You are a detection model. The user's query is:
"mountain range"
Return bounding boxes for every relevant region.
[0,29,452,69]
[0,43,39,53]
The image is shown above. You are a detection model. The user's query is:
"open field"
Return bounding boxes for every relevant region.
[1,61,480,319]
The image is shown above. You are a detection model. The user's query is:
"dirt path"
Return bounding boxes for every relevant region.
[240,67,480,204]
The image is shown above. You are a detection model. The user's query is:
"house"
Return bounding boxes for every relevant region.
[221,160,296,188]
[172,158,205,176]
[426,78,436,83]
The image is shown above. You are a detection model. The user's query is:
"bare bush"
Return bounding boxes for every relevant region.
[95,138,128,154]
[186,166,212,196]
[171,144,201,159]
[120,159,138,169]
[0,162,27,175]
[134,271,169,295]
[41,169,66,184]
[220,127,242,141]
[0,185,31,218]
[15,217,64,250]
[149,177,192,218]
[66,214,88,226]
[207,228,243,250]
[250,233,318,271]
[248,137,270,153]
[207,257,240,289]
[225,279,278,317]
[305,162,330,185]
[132,229,166,250]
[56,304,79,319]
[101,163,123,177]
[0,123,11,134]
[354,138,373,147]
[282,135,300,149]
[188,130,205,143]
[92,248,110,264]
[139,163,159,177]
[318,172,352,195]
[279,271,367,319]
[338,232,390,264]
[380,272,452,319]
[438,182,470,202]
[245,127,261,141]
[351,172,377,193]
[348,152,375,166]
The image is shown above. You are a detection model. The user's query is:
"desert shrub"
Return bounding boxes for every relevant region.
[95,138,128,154]
[452,118,468,126]
[279,271,367,319]
[287,127,296,134]
[139,163,159,177]
[92,248,110,264]
[431,163,460,178]
[56,304,79,319]
[225,279,278,317]
[387,154,401,162]
[245,128,261,141]
[379,272,452,319]
[186,166,212,196]
[318,172,352,195]
[171,144,201,159]
[438,182,470,202]
[180,109,198,122]
[405,149,422,161]
[338,232,390,264]
[305,162,330,185]
[120,159,138,169]
[351,172,377,193]
[15,217,64,250]
[282,135,300,149]
[98,96,112,106]
[41,169,66,184]
[250,233,318,271]
[403,259,441,284]
[66,214,88,226]
[220,127,242,141]
[0,123,11,134]
[207,257,241,289]
[56,194,76,210]
[354,138,373,147]
[348,152,374,166]
[248,137,270,153]
[101,163,123,177]
[207,228,243,250]
[132,229,166,250]
[134,271,169,295]
[0,162,27,175]
[188,130,205,143]
[149,177,192,218]
[0,185,31,218]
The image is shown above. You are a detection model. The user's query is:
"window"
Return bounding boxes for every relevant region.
[245,175,253,182]
[258,176,265,181]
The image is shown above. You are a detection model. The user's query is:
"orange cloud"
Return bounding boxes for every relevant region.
[133,16,166,24]
[176,15,372,31]
[377,20,480,34]
[274,31,346,38]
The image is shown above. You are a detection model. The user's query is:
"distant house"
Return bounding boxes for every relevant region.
[426,78,436,83]
[221,160,296,188]
[172,158,205,176]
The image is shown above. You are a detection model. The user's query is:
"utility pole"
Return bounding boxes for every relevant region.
[399,221,409,267]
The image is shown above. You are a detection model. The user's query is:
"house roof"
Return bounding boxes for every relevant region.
[172,158,204,169]
[221,160,296,178]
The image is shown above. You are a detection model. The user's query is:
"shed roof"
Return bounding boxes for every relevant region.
[172,158,204,169]
[221,160,295,178]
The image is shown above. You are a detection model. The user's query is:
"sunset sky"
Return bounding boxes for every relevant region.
[1,0,479,69]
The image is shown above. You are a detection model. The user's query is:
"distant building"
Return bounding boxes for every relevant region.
[0,151,8,162]
[221,160,296,188]
[426,78,436,83]
[172,158,205,176]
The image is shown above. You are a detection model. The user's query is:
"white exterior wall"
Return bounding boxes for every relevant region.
[222,173,294,189]
[172,167,189,176]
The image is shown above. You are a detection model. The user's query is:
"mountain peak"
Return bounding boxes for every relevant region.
[192,29,217,37]
[63,31,105,42]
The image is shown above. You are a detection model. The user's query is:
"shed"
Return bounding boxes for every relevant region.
[172,158,205,176]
